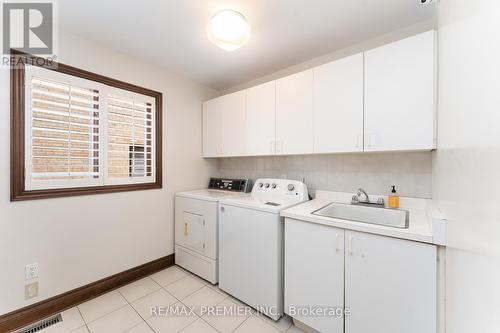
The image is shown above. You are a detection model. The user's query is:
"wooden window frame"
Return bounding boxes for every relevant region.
[10,51,163,201]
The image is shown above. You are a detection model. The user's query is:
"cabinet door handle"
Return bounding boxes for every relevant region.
[356,134,363,149]
[184,223,188,237]
[335,232,342,253]
[347,235,353,256]
[367,134,375,148]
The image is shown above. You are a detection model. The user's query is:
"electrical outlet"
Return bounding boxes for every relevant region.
[25,263,39,280]
[25,282,39,299]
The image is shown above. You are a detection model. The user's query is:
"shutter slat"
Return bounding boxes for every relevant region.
[33,99,99,114]
[33,111,98,124]
[30,76,100,182]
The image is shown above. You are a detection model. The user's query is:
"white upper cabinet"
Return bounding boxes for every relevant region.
[202,31,436,158]
[220,91,246,156]
[202,98,221,157]
[313,53,364,153]
[364,31,436,151]
[202,91,246,157]
[246,81,276,156]
[276,70,314,155]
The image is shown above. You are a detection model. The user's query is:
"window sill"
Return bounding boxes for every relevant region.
[11,181,162,201]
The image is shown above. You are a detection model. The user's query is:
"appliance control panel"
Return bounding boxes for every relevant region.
[253,178,308,201]
[208,178,252,192]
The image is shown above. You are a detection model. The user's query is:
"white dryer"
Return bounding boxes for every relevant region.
[218,178,309,320]
[175,178,251,284]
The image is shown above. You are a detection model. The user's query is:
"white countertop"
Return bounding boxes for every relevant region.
[281,190,446,245]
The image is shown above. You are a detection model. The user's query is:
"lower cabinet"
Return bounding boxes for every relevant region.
[285,219,345,333]
[284,218,437,333]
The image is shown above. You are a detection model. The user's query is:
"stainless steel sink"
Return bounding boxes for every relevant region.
[312,202,409,229]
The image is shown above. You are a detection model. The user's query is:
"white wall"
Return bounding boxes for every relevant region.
[434,0,500,332]
[217,152,432,198]
[0,31,219,315]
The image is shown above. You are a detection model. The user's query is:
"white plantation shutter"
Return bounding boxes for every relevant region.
[25,67,102,190]
[24,66,157,191]
[105,88,155,184]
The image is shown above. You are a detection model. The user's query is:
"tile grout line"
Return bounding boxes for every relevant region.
[201,292,251,333]
[156,267,291,333]
[154,268,229,332]
[82,302,131,327]
[230,315,251,333]
[144,267,252,333]
[76,306,91,333]
[120,280,163,307]
[254,312,293,332]
[73,278,150,330]
[136,270,209,332]
[196,292,230,333]
[148,276,164,289]
[159,275,208,305]
[118,288,157,333]
[149,267,189,288]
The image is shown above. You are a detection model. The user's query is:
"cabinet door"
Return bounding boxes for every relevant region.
[313,53,364,153]
[364,31,435,151]
[276,70,314,155]
[246,81,276,156]
[202,98,222,157]
[345,230,436,333]
[221,91,246,156]
[284,219,344,333]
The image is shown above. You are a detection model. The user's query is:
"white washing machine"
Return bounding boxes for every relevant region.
[218,178,309,320]
[175,178,251,284]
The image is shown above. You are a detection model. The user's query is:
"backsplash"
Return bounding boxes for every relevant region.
[216,152,432,198]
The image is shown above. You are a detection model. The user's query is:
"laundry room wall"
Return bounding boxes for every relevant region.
[0,30,219,315]
[216,152,432,198]
[433,0,500,332]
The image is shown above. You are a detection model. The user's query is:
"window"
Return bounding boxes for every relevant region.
[25,67,102,190]
[11,53,162,200]
[105,89,155,184]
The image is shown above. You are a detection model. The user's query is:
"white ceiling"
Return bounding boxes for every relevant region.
[59,0,435,91]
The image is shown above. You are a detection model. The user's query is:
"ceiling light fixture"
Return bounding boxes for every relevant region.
[207,10,251,51]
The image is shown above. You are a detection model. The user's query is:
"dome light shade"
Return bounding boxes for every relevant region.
[207,10,251,51]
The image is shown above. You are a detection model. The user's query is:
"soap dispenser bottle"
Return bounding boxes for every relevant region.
[388,185,400,209]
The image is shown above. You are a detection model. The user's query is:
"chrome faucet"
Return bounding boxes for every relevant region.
[355,188,370,203]
[351,188,385,207]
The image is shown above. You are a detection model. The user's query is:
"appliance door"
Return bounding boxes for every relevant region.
[175,196,217,259]
[182,212,205,252]
[219,204,283,320]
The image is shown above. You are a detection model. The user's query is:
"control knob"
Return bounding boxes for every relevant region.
[265,183,270,188]
[287,184,295,191]
[271,183,277,189]
[258,183,263,188]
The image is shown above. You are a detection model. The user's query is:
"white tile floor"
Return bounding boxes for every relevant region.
[16,266,306,333]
